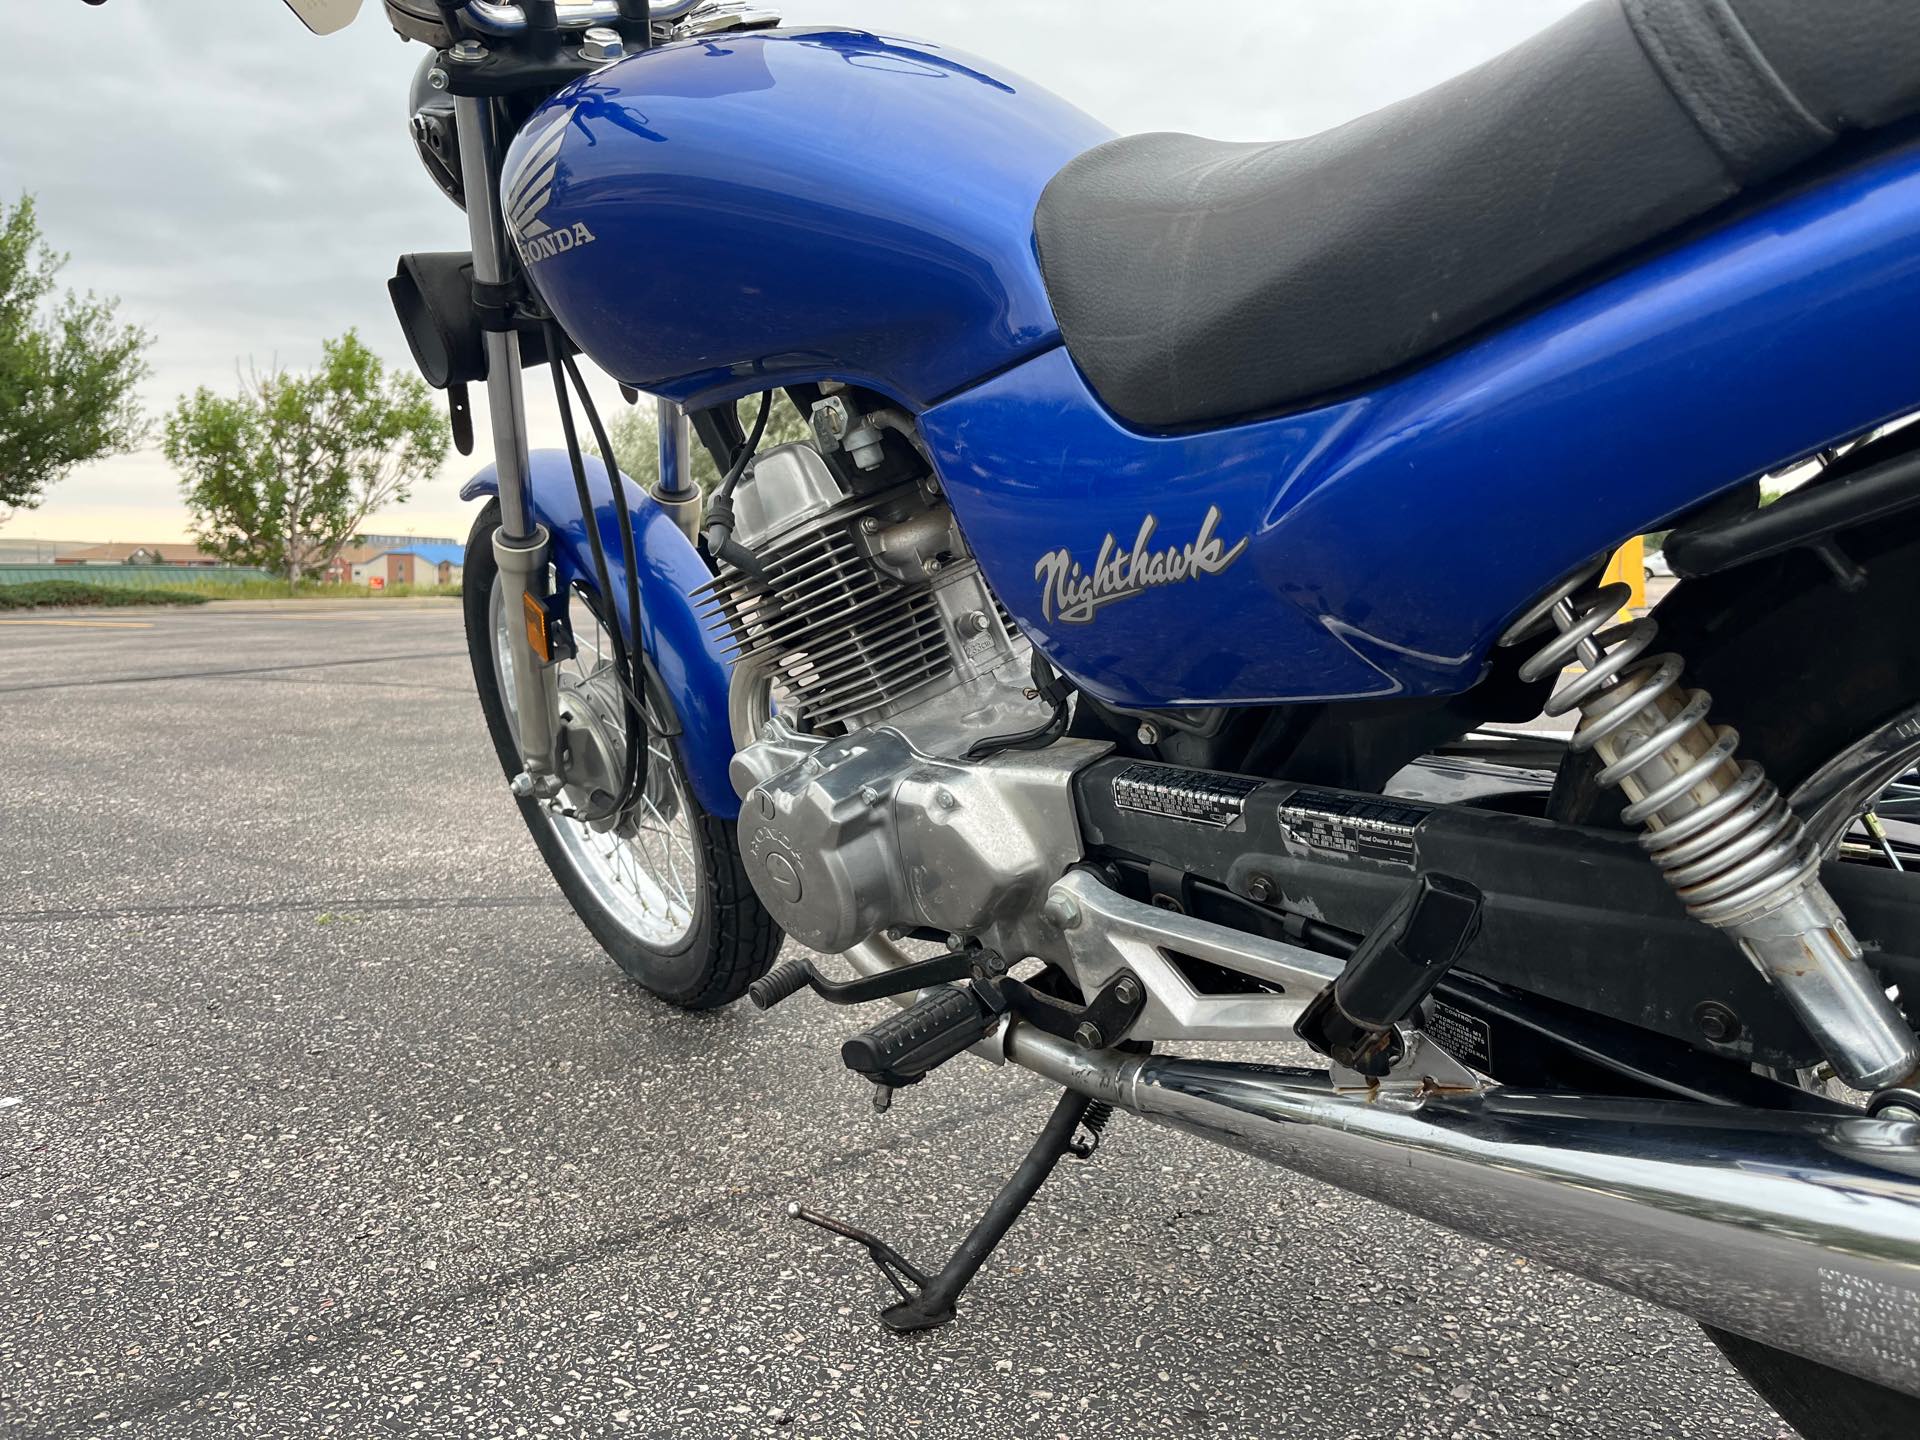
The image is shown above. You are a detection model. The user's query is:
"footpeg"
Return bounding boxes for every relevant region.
[789,1089,1105,1331]
[1295,871,1484,1076]
[842,985,998,1089]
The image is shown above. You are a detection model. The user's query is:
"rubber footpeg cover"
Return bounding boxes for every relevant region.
[842,985,995,1088]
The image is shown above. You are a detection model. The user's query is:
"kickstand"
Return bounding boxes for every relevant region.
[789,1089,1104,1332]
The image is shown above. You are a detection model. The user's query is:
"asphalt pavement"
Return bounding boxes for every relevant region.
[0,598,1794,1438]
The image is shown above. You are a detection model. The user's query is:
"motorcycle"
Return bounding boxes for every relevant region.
[280,1,1920,1433]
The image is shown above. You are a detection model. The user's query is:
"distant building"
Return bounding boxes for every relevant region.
[55,542,224,567]
[356,532,458,551]
[349,542,465,589]
[322,545,383,585]
[324,534,462,584]
[0,538,90,564]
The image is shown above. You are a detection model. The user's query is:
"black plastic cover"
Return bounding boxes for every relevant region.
[1072,757,1827,1069]
[389,251,488,390]
[388,251,570,391]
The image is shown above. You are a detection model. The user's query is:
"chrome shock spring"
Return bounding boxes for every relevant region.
[1500,563,1918,1090]
[1502,570,1817,925]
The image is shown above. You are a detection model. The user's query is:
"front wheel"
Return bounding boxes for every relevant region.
[462,502,779,1008]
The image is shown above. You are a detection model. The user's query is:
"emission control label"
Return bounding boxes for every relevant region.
[1426,1000,1494,1072]
[1278,790,1425,869]
[1112,763,1260,828]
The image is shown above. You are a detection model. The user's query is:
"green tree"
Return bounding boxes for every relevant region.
[0,194,150,524]
[165,331,448,582]
[599,391,814,499]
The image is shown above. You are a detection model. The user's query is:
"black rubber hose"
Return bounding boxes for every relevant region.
[701,391,778,575]
[545,323,635,825]
[715,391,774,502]
[562,350,649,811]
[966,652,1071,760]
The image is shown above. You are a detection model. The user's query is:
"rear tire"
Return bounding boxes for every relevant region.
[1704,1327,1920,1440]
[463,501,779,1009]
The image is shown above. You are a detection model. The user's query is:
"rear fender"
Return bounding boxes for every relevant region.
[461,450,738,819]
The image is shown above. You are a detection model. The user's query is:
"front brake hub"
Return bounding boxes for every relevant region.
[554,669,628,831]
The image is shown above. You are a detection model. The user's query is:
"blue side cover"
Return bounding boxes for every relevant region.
[924,137,1920,709]
[461,452,739,819]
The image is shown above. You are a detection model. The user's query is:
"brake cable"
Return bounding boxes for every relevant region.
[544,321,648,824]
[563,349,652,817]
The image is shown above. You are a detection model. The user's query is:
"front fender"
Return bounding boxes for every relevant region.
[462,450,738,819]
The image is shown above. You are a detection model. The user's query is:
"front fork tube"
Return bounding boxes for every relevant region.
[457,89,564,793]
[493,523,563,792]
[652,396,702,545]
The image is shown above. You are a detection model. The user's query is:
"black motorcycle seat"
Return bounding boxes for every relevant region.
[1034,0,1920,430]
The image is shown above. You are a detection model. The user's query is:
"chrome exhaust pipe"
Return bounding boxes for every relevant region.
[1008,1026,1920,1398]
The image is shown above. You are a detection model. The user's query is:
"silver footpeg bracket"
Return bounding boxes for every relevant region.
[1330,1029,1484,1103]
[1042,868,1341,1042]
[1043,867,1484,1096]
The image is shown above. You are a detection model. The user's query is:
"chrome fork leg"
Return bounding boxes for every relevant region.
[455,91,561,791]
[651,396,702,544]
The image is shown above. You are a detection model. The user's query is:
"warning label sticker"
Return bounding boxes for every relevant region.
[1278,789,1426,869]
[1426,1000,1494,1072]
[1112,763,1261,828]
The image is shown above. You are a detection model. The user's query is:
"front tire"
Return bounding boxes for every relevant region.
[463,501,779,1008]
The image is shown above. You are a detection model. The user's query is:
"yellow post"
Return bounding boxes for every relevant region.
[1602,536,1647,614]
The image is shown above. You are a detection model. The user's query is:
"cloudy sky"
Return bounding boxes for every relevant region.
[2,0,1577,545]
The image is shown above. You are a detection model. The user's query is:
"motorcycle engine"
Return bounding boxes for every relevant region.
[696,416,1101,959]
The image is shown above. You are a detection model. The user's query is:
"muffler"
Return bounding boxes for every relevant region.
[1008,1026,1920,1398]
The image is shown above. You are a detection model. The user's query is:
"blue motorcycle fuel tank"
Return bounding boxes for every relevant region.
[504,29,1112,409]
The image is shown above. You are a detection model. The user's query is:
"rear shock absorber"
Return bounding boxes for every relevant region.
[1500,563,1919,1090]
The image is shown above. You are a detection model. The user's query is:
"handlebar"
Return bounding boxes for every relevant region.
[266,0,711,39]
[464,0,705,33]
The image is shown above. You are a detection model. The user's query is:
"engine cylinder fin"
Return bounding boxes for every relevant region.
[722,585,905,649]
[758,608,944,667]
[790,656,952,720]
[777,653,949,715]
[784,642,950,709]
[693,475,967,731]
[709,598,913,661]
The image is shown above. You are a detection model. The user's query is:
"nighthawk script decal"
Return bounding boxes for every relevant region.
[1035,506,1249,625]
[504,106,596,266]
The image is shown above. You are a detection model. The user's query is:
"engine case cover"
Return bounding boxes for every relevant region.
[736,715,1104,957]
